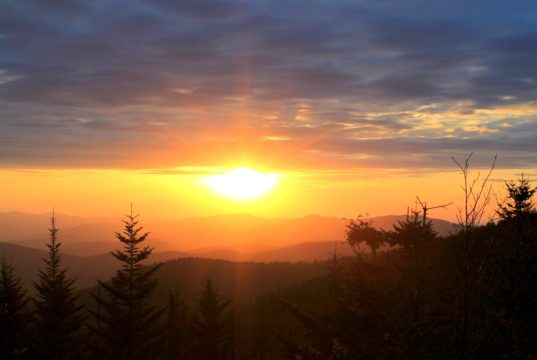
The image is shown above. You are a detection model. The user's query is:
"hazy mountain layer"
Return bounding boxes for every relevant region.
[0,212,455,260]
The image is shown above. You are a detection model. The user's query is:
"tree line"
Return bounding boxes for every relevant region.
[1,161,537,359]
[281,175,537,359]
[0,210,234,360]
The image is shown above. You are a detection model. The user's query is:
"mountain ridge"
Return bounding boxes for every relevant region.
[0,212,456,258]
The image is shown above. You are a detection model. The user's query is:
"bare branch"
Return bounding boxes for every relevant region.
[452,153,497,229]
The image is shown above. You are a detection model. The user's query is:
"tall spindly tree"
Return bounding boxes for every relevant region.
[91,208,164,360]
[452,153,496,359]
[33,212,84,360]
[0,258,29,360]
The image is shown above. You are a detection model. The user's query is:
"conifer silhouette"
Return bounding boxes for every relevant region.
[91,208,164,360]
[192,279,235,360]
[32,212,84,360]
[0,257,29,359]
[498,175,536,220]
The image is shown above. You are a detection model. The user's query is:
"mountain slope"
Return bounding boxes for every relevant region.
[0,211,105,242]
[0,212,456,259]
[0,241,325,301]
[18,222,176,256]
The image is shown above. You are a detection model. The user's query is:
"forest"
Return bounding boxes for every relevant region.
[1,174,536,360]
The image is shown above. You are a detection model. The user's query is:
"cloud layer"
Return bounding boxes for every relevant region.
[1,0,536,170]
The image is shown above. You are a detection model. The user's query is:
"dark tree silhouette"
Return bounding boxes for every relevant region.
[91,209,164,360]
[388,212,439,358]
[248,307,271,360]
[166,289,188,360]
[388,211,437,262]
[492,177,537,358]
[497,175,536,220]
[345,217,386,257]
[0,258,29,359]
[452,153,496,359]
[32,213,84,360]
[278,295,349,360]
[192,279,235,360]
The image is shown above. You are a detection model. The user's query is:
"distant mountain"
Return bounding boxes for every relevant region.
[250,240,354,262]
[0,242,92,290]
[179,214,455,261]
[364,215,457,236]
[0,242,188,291]
[0,241,324,302]
[152,213,455,252]
[0,212,456,259]
[0,211,106,242]
[152,213,349,251]
[18,222,176,256]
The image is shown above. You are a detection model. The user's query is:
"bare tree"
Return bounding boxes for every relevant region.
[451,153,497,359]
[451,152,497,230]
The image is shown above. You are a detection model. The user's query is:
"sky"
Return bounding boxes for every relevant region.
[1,0,536,221]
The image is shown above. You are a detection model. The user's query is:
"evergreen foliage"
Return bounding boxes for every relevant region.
[345,217,386,256]
[2,175,537,359]
[192,279,235,360]
[0,258,29,359]
[91,210,164,360]
[32,213,84,360]
[490,178,537,358]
[388,212,437,250]
[285,213,441,359]
[497,175,536,220]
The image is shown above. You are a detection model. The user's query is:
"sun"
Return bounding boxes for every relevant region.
[203,167,281,200]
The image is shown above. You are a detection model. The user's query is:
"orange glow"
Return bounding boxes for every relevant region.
[0,166,524,224]
[202,167,282,201]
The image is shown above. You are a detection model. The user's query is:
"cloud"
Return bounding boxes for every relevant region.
[0,0,536,170]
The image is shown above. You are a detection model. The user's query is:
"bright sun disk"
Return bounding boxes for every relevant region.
[203,167,281,200]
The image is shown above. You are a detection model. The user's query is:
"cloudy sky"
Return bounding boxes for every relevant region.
[0,0,536,218]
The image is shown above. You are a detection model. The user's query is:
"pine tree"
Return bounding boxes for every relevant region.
[91,209,164,360]
[494,177,537,357]
[32,213,84,360]
[192,279,234,360]
[387,213,438,358]
[388,212,437,257]
[497,175,536,220]
[0,258,29,359]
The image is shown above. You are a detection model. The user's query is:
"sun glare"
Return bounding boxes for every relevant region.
[203,167,281,200]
